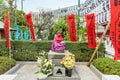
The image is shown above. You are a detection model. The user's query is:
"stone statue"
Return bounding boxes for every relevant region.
[51,31,65,53]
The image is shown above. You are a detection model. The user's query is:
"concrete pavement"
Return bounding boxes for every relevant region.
[10,63,100,80]
[75,64,100,80]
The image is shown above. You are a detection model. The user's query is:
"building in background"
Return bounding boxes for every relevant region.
[0,21,15,40]
[52,5,78,21]
[0,21,5,39]
[31,0,110,36]
[80,0,110,25]
[31,5,78,23]
[32,0,110,26]
[79,0,110,37]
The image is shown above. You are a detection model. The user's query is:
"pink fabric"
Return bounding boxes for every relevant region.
[51,35,65,51]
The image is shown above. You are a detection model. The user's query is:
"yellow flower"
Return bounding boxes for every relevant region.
[61,53,75,69]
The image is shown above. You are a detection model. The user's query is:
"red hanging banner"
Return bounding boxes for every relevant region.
[67,14,77,42]
[4,13,10,48]
[85,13,96,48]
[26,13,36,41]
[110,0,120,60]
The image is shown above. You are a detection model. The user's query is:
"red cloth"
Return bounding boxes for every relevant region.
[85,13,96,48]
[110,0,120,60]
[4,13,10,48]
[114,17,120,60]
[67,14,77,42]
[55,35,63,43]
[26,13,36,41]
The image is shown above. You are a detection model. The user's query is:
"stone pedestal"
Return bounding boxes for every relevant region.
[38,50,80,80]
[43,67,80,80]
[48,50,69,66]
[48,50,69,77]
[53,66,65,77]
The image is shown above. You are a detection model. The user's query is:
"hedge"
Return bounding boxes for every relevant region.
[0,40,105,61]
[0,56,16,74]
[93,57,120,76]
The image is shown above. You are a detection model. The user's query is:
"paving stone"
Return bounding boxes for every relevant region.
[13,64,38,80]
[11,63,101,80]
[102,75,120,80]
[75,64,100,80]
[0,75,16,80]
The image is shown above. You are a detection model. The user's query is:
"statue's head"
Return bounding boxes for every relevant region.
[56,31,62,36]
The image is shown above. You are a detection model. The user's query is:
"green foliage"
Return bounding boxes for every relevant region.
[51,16,69,40]
[0,56,16,74]
[76,15,87,41]
[19,25,28,30]
[0,0,3,4]
[0,5,8,21]
[0,40,105,61]
[77,27,87,41]
[0,8,27,28]
[15,10,27,26]
[0,0,27,27]
[76,15,80,25]
[0,41,9,56]
[51,15,86,41]
[93,58,120,76]
[66,41,105,61]
[12,40,52,61]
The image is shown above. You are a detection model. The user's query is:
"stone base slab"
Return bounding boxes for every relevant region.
[52,59,61,66]
[48,50,69,59]
[53,66,65,77]
[38,67,80,80]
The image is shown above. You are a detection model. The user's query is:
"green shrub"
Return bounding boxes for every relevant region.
[0,56,16,74]
[0,40,105,61]
[0,41,9,56]
[93,57,120,76]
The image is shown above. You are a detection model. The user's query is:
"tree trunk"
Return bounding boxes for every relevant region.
[37,27,44,40]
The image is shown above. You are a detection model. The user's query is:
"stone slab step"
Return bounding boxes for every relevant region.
[0,75,17,80]
[75,65,100,80]
[38,68,80,80]
[102,75,120,80]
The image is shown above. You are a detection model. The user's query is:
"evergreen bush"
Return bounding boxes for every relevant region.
[93,57,120,76]
[0,56,16,74]
[0,40,105,61]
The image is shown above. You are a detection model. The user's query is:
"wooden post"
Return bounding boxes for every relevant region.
[87,22,110,67]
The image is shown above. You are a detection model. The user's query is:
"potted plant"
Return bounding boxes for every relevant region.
[61,53,75,77]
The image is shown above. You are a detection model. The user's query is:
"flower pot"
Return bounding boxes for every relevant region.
[66,68,72,77]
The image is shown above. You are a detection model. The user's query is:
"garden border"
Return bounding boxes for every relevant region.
[90,64,120,80]
[5,64,21,74]
[5,61,37,74]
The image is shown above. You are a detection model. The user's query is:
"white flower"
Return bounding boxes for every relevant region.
[49,60,52,63]
[44,59,47,63]
[37,57,42,63]
[42,68,46,72]
[45,62,49,67]
[36,51,54,76]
